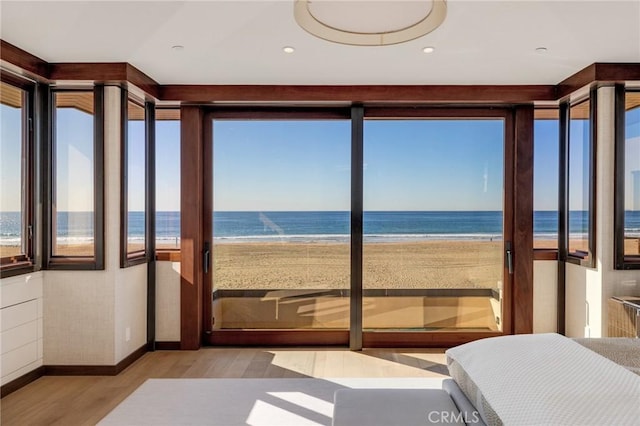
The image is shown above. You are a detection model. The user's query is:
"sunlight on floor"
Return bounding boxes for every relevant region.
[266,349,449,378]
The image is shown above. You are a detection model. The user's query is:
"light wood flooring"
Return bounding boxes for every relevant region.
[1,347,448,426]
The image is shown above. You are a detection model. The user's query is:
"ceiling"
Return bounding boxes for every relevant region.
[1,1,639,85]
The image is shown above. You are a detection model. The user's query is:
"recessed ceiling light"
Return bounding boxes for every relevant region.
[171,45,184,51]
[422,46,435,54]
[283,46,295,54]
[535,47,547,54]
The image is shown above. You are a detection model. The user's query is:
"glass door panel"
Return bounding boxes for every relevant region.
[212,120,350,330]
[363,119,505,332]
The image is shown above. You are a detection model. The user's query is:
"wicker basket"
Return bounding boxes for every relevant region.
[608,297,640,338]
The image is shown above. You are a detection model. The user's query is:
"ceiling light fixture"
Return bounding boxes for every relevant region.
[283,46,295,54]
[171,45,184,51]
[422,46,435,53]
[535,47,548,54]
[294,0,447,46]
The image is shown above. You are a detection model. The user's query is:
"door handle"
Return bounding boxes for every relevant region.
[505,242,514,275]
[203,242,211,274]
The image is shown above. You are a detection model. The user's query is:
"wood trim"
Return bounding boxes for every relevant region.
[49,63,128,82]
[0,366,45,398]
[156,250,181,261]
[362,332,503,348]
[557,64,597,100]
[202,113,213,336]
[364,106,512,118]
[161,85,557,103]
[45,344,147,376]
[614,84,626,269]
[126,64,160,99]
[513,106,534,334]
[556,63,640,100]
[587,88,598,269]
[180,106,205,350]
[0,40,49,78]
[206,330,349,346]
[115,343,148,374]
[502,111,515,336]
[94,85,105,270]
[146,102,157,349]
[595,63,640,83]
[208,107,351,120]
[557,102,569,335]
[120,89,129,268]
[1,40,637,105]
[533,249,559,261]
[155,341,181,350]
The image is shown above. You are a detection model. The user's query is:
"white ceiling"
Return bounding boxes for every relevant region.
[1,0,639,85]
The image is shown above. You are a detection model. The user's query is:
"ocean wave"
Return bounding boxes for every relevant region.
[213,233,505,243]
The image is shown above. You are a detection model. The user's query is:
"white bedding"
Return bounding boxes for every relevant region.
[446,333,640,426]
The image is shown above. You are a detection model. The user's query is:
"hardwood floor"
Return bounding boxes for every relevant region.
[1,347,448,426]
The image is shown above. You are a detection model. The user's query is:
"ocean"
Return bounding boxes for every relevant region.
[1,210,640,246]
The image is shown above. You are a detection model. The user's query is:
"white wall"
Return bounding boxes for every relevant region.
[156,261,181,341]
[565,86,640,337]
[115,263,147,363]
[0,272,44,386]
[533,260,557,333]
[44,270,115,365]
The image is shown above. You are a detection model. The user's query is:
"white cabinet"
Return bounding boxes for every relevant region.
[0,272,44,386]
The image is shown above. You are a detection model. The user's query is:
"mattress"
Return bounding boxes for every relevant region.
[446,333,640,426]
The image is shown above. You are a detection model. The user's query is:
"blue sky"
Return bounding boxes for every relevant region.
[5,105,638,213]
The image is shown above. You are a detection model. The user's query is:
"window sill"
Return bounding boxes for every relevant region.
[0,261,36,278]
[533,249,558,261]
[156,250,181,262]
[122,252,148,268]
[616,257,640,270]
[565,254,594,268]
[47,257,103,271]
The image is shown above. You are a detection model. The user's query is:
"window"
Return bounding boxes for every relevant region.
[615,87,640,269]
[48,88,104,269]
[563,92,596,266]
[121,94,149,267]
[534,109,559,252]
[155,108,180,252]
[0,79,34,276]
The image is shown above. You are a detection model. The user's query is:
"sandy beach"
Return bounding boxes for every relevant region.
[213,240,505,290]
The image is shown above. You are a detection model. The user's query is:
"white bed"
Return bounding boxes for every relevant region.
[446,333,640,425]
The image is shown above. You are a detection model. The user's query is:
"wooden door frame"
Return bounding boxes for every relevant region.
[180,105,534,349]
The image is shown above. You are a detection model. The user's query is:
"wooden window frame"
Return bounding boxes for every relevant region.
[0,74,36,278]
[120,90,152,268]
[533,107,560,261]
[561,90,597,267]
[45,86,105,270]
[614,85,640,269]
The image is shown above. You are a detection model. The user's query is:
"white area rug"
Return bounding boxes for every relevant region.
[98,377,445,426]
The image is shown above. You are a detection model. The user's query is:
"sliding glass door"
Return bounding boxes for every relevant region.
[205,108,513,346]
[362,117,507,336]
[209,116,351,343]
